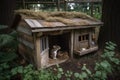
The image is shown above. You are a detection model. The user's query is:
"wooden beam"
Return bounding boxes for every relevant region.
[70,30,74,58]
[66,0,102,3]
[33,33,41,69]
[89,32,92,48]
[32,24,103,33]
[16,1,65,4]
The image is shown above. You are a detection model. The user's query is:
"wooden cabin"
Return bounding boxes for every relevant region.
[13,10,103,69]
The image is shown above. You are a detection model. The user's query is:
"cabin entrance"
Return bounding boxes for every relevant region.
[48,32,70,66]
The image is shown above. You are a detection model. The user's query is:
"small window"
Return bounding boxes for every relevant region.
[79,36,82,41]
[40,36,48,52]
[78,34,89,42]
[85,34,89,40]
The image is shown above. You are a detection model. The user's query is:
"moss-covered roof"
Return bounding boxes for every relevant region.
[15,9,103,28]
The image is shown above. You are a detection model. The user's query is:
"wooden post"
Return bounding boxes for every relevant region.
[70,30,74,58]
[89,32,92,48]
[33,33,41,69]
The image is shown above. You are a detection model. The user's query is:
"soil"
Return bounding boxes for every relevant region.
[12,50,120,80]
[50,50,120,80]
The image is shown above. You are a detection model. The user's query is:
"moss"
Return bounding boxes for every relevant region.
[15,9,97,26]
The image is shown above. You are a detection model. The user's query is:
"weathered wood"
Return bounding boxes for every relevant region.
[70,30,74,58]
[66,0,102,3]
[19,20,28,27]
[19,43,33,55]
[33,33,41,69]
[43,30,64,36]
[74,46,98,56]
[18,31,33,43]
[18,43,35,64]
[89,32,92,48]
[17,20,33,35]
[32,24,103,32]
[18,37,34,49]
[40,48,49,68]
[25,19,43,28]
[17,26,32,35]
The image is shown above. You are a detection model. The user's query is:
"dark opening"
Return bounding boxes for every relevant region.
[49,32,70,53]
[79,34,89,41]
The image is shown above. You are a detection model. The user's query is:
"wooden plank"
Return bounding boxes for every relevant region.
[18,38,34,49]
[17,26,32,35]
[66,0,102,3]
[17,1,65,4]
[19,20,30,27]
[18,31,33,43]
[19,43,33,55]
[19,43,35,64]
[32,24,103,32]
[70,30,74,58]
[25,19,43,28]
[74,46,98,56]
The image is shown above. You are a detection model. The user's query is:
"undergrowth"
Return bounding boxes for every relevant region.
[0,25,120,80]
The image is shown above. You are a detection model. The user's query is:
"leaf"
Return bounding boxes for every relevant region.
[17,66,23,73]
[81,72,87,78]
[86,69,92,75]
[81,64,87,71]
[58,68,63,72]
[109,41,117,47]
[1,63,9,69]
[100,61,110,68]
[110,58,120,65]
[101,71,107,79]
[74,72,80,78]
[94,71,102,77]
[57,74,62,78]
[11,68,18,75]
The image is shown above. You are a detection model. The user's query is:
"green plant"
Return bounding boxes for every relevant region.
[0,25,18,80]
[74,64,92,80]
[65,70,73,80]
[74,41,120,80]
[93,41,119,80]
[11,64,61,80]
[0,63,11,80]
[55,64,64,79]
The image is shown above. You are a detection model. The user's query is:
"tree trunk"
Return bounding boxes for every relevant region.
[98,0,120,50]
[0,0,16,33]
[0,0,16,26]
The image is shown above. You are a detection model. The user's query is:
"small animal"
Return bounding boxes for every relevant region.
[50,45,61,59]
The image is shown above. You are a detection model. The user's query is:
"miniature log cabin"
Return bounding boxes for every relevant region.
[13,10,103,69]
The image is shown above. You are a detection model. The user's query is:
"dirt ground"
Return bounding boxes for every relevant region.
[50,50,120,80]
[14,50,120,80]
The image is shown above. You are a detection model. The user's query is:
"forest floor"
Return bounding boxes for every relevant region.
[50,50,120,80]
[16,50,120,80]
